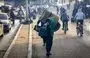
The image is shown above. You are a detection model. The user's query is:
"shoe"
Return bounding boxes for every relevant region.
[62,28,68,30]
[46,53,52,57]
[82,32,84,34]
[80,34,83,37]
[67,28,69,30]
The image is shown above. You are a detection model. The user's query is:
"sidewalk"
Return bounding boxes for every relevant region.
[3,24,30,58]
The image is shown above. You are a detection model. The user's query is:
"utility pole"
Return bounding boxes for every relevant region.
[26,0,29,23]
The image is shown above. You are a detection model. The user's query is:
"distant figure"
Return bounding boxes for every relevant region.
[29,8,33,19]
[56,6,59,15]
[17,6,24,23]
[67,3,70,9]
[10,8,15,25]
[60,11,69,30]
[32,9,37,19]
[71,0,81,22]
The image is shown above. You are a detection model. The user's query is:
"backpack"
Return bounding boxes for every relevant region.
[39,22,48,37]
[54,22,61,32]
[61,13,69,21]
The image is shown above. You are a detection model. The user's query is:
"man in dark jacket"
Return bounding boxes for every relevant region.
[36,12,60,57]
[37,18,53,57]
[10,8,15,25]
[37,17,54,57]
[40,18,53,57]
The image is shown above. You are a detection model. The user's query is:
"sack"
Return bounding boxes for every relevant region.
[39,10,52,20]
[54,22,61,32]
[48,17,60,32]
[39,23,48,37]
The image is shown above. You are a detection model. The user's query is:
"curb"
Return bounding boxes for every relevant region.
[3,24,23,58]
[28,24,32,58]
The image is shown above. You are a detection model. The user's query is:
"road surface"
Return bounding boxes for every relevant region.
[32,19,90,58]
[0,20,20,58]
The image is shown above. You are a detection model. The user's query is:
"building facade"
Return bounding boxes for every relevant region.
[50,0,75,5]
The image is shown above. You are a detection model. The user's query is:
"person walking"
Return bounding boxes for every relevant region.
[37,13,57,57]
[56,6,59,15]
[45,16,56,57]
[32,9,37,20]
[17,6,24,23]
[67,3,70,9]
[35,10,60,57]
[10,8,15,25]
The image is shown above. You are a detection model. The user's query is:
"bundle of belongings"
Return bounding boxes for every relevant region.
[34,9,61,37]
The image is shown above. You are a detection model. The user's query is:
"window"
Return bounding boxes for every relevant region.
[0,14,7,20]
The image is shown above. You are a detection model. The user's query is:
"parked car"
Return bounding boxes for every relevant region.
[0,5,10,13]
[0,22,4,37]
[0,13,12,33]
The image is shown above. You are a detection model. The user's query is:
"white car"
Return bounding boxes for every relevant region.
[0,13,12,33]
[0,22,4,37]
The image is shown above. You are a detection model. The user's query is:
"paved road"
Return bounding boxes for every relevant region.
[32,20,90,58]
[0,20,20,58]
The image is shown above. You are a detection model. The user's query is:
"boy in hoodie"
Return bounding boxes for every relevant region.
[75,9,85,35]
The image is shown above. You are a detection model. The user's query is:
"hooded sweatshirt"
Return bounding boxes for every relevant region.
[75,10,85,20]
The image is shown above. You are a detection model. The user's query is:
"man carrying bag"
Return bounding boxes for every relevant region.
[34,11,60,57]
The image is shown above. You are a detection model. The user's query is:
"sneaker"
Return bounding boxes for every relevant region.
[80,34,83,37]
[82,32,84,34]
[62,28,68,30]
